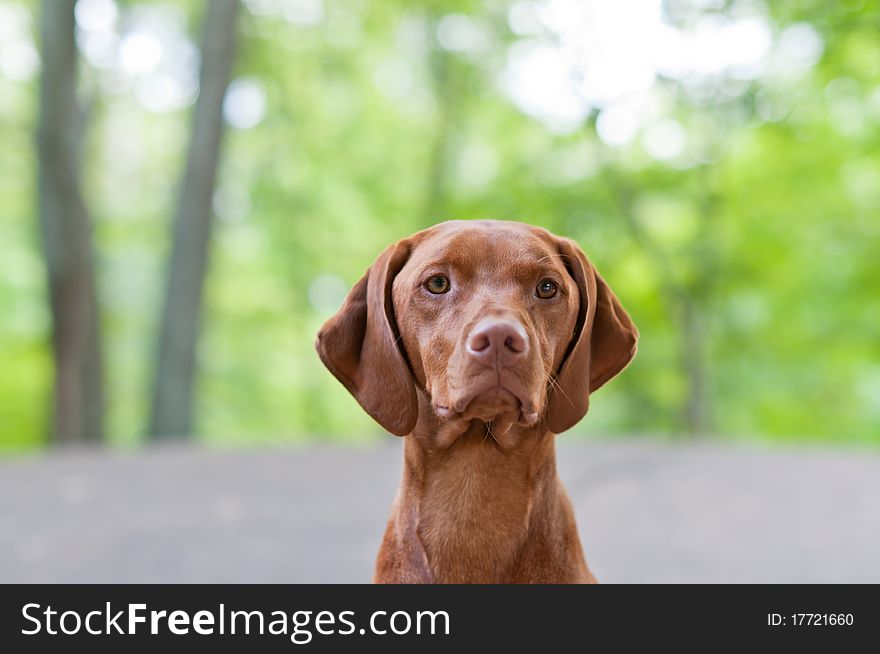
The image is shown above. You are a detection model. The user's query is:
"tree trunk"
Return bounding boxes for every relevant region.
[420,17,456,227]
[422,47,452,225]
[148,0,240,439]
[680,299,708,436]
[36,0,104,444]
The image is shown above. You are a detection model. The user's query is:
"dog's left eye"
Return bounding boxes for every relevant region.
[536,279,558,299]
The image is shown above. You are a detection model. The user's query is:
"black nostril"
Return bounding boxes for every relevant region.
[504,335,523,352]
[469,333,491,353]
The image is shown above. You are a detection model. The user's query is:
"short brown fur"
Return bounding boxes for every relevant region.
[316,220,637,583]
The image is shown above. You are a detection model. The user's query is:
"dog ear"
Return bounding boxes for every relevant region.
[546,237,638,435]
[315,240,417,436]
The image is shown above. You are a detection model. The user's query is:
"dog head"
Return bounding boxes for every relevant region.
[316,220,637,439]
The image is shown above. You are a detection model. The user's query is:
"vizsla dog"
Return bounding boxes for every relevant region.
[316,220,637,583]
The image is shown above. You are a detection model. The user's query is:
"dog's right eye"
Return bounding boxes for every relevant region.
[425,275,451,294]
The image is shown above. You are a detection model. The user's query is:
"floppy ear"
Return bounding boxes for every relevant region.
[315,241,418,436]
[545,238,638,434]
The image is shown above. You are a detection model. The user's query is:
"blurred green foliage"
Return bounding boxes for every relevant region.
[0,0,878,449]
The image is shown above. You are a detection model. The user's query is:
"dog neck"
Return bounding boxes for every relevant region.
[397,414,561,583]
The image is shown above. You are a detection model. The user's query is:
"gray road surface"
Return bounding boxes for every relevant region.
[1,440,878,583]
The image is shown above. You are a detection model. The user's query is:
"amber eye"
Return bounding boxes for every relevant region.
[425,275,450,294]
[536,279,558,299]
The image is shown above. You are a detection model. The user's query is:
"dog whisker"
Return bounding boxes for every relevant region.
[544,370,575,408]
[535,253,573,264]
[485,421,506,450]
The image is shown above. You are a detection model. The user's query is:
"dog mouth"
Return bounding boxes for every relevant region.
[434,383,540,427]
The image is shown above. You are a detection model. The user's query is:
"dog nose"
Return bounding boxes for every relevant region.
[466,318,529,366]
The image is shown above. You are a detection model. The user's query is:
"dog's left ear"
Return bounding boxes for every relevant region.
[315,240,418,436]
[546,237,638,434]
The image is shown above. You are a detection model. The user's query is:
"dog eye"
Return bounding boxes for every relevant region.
[425,275,450,294]
[536,279,558,299]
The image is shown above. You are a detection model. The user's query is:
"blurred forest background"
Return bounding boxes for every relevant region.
[0,0,878,451]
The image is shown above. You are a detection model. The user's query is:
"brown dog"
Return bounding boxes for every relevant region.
[316,220,637,583]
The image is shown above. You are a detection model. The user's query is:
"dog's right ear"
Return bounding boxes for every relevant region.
[315,241,417,436]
